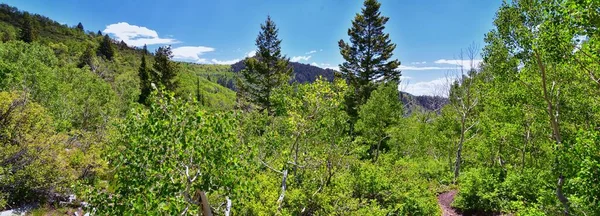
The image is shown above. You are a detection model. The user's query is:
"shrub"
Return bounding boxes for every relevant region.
[0,91,75,209]
[454,167,554,214]
[453,167,505,212]
[350,157,441,215]
[86,90,249,215]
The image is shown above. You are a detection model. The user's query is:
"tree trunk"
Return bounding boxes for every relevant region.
[454,114,467,183]
[374,135,389,162]
[535,52,569,215]
[522,123,530,172]
[197,190,212,216]
[277,170,288,213]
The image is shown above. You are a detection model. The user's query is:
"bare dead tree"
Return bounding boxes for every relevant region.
[450,44,480,183]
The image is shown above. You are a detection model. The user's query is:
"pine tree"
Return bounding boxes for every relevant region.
[142,44,149,55]
[97,30,102,36]
[238,16,293,114]
[76,22,84,31]
[19,12,36,43]
[98,34,115,60]
[119,40,128,49]
[338,0,401,112]
[138,45,152,105]
[153,45,178,91]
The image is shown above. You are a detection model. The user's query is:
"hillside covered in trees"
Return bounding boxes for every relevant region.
[1,0,600,215]
[231,60,336,83]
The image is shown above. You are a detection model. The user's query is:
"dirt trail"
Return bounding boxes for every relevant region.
[438,190,459,216]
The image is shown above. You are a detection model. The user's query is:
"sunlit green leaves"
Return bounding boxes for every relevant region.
[88,90,248,215]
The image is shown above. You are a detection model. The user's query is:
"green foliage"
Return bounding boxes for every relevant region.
[77,44,97,70]
[355,82,403,160]
[0,91,75,209]
[0,6,244,212]
[137,53,151,105]
[468,0,600,214]
[0,21,16,42]
[180,63,237,90]
[238,16,293,114]
[238,79,357,214]
[97,34,114,60]
[563,129,600,215]
[87,90,249,215]
[153,45,179,91]
[453,167,555,214]
[0,41,118,131]
[19,12,36,43]
[175,69,236,110]
[338,0,401,110]
[350,156,442,215]
[1,1,599,215]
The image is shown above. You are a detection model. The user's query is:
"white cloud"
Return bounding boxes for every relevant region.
[172,46,215,63]
[320,64,339,71]
[103,22,178,47]
[410,61,427,65]
[434,59,483,70]
[211,58,240,65]
[305,50,317,54]
[310,62,339,71]
[400,77,455,96]
[397,65,453,71]
[324,66,339,71]
[246,50,256,58]
[291,55,312,62]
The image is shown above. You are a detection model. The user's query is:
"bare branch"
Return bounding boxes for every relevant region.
[277,170,288,212]
[225,197,231,216]
[259,158,284,175]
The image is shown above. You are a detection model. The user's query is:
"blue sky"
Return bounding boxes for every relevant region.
[2,0,502,95]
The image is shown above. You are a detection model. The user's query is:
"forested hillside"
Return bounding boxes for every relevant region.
[1,0,599,215]
[232,60,336,83]
[188,61,442,112]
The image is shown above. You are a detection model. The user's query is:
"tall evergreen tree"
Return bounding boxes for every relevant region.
[238,16,293,114]
[338,0,401,113]
[98,34,115,60]
[19,12,36,43]
[153,45,178,91]
[138,45,152,105]
[97,30,102,36]
[76,22,84,31]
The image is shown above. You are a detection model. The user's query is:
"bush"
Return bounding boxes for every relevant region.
[454,167,554,214]
[0,91,76,209]
[0,41,118,131]
[453,167,505,212]
[86,90,249,215]
[350,156,441,215]
[563,129,600,215]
